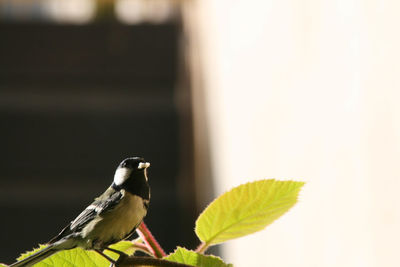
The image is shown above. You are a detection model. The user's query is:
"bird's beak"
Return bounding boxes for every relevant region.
[138,162,150,169]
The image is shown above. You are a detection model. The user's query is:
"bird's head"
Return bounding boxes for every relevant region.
[112,157,150,197]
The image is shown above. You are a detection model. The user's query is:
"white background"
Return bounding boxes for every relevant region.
[185,1,400,266]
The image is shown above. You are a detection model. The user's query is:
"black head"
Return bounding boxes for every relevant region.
[112,157,150,200]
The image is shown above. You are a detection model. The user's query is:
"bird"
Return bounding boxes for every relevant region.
[10,157,151,267]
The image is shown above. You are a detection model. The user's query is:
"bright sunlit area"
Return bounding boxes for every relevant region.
[1,1,399,267]
[184,1,400,267]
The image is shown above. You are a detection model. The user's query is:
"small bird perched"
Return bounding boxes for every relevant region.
[10,157,151,267]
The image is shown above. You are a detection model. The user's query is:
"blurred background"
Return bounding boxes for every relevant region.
[1,1,400,267]
[0,0,199,264]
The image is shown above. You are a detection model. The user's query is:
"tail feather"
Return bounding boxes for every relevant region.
[9,245,58,267]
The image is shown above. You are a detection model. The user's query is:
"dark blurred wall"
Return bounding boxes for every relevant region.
[0,22,196,263]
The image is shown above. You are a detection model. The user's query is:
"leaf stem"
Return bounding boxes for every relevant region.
[195,242,208,254]
[116,256,193,267]
[136,222,167,258]
[130,241,154,256]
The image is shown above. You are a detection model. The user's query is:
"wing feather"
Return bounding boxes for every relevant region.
[48,187,123,243]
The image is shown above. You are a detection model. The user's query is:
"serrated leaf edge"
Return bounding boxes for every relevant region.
[195,179,305,246]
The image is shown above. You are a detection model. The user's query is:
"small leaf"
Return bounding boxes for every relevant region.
[106,240,136,258]
[14,241,135,267]
[195,179,304,246]
[16,244,48,261]
[165,247,232,267]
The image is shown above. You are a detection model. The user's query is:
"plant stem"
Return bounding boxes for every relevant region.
[136,222,167,258]
[116,256,193,267]
[131,241,153,256]
[195,242,208,254]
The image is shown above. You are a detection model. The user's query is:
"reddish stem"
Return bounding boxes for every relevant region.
[131,241,153,256]
[195,242,208,254]
[137,222,167,258]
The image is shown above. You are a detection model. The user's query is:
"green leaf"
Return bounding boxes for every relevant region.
[107,240,137,258]
[165,247,232,267]
[195,179,304,246]
[14,241,135,267]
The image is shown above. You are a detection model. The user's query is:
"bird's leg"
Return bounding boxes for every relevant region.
[104,247,129,265]
[95,249,116,266]
[104,247,128,257]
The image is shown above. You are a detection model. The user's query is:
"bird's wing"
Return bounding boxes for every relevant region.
[70,188,123,231]
[49,187,123,243]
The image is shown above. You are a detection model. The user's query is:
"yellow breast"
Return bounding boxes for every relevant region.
[82,190,147,248]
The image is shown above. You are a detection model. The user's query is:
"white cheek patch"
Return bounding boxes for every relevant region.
[113,167,132,186]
